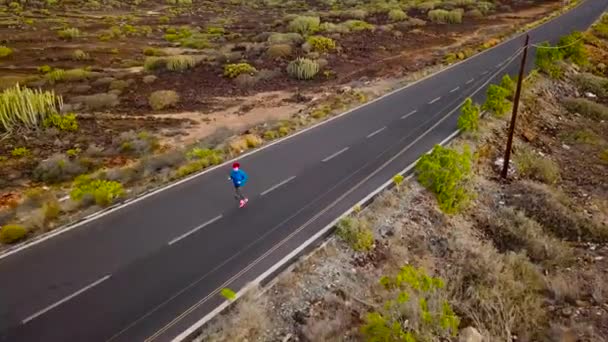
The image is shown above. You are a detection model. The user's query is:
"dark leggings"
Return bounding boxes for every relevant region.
[234,186,246,200]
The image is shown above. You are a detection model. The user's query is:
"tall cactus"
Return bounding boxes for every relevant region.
[0,84,63,132]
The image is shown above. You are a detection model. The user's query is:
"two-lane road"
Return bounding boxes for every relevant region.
[1,1,606,341]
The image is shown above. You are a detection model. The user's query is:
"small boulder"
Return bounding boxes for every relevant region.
[459,327,483,342]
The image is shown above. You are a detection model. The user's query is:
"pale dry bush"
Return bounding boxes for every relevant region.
[197,286,271,342]
[546,272,581,305]
[507,181,608,242]
[481,207,573,266]
[300,293,354,341]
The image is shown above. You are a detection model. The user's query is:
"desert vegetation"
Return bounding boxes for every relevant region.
[0,0,572,248]
[194,16,608,342]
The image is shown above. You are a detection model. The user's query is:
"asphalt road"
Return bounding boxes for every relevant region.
[1,1,606,341]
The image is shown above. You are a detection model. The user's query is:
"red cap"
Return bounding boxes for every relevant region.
[232,162,240,168]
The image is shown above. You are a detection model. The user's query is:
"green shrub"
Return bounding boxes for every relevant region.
[319,22,350,34]
[0,84,62,132]
[144,57,166,71]
[336,217,374,252]
[393,174,404,187]
[415,145,473,213]
[600,149,608,164]
[71,49,89,60]
[572,73,608,98]
[388,9,407,22]
[342,19,374,31]
[45,69,66,84]
[0,224,27,244]
[143,47,167,56]
[64,68,90,81]
[166,55,197,71]
[562,129,601,145]
[71,93,119,110]
[221,288,237,301]
[288,16,320,35]
[43,199,61,222]
[179,34,209,49]
[417,0,441,11]
[174,160,206,178]
[0,45,13,58]
[306,35,336,53]
[428,9,463,24]
[114,131,160,156]
[263,130,278,140]
[267,32,304,45]
[37,65,52,74]
[482,84,511,117]
[148,90,179,111]
[362,266,459,340]
[287,58,319,80]
[342,9,368,19]
[562,97,608,120]
[223,63,257,78]
[278,126,290,136]
[500,74,516,99]
[457,98,480,133]
[475,1,495,14]
[558,31,587,66]
[514,145,560,184]
[266,44,292,58]
[592,13,608,39]
[11,147,30,158]
[535,42,563,78]
[43,113,78,132]
[57,27,81,39]
[186,147,223,166]
[70,176,125,207]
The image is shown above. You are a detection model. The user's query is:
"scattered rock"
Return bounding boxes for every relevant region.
[585,92,597,98]
[561,307,573,317]
[459,326,483,342]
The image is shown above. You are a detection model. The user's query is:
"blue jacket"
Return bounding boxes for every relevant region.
[230,169,248,187]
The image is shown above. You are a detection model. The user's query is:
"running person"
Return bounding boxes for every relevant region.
[229,162,249,207]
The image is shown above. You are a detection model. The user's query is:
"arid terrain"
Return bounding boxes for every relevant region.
[0,1,573,248]
[195,15,608,342]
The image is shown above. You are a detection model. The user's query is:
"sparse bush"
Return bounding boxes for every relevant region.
[149,90,179,110]
[0,84,62,132]
[342,9,368,20]
[319,22,350,34]
[465,9,483,18]
[64,68,90,81]
[143,75,157,84]
[266,44,292,58]
[362,266,459,340]
[562,97,608,120]
[166,55,197,71]
[475,1,495,14]
[109,79,129,91]
[288,16,320,35]
[43,199,61,223]
[561,128,601,145]
[57,27,81,39]
[70,176,125,207]
[482,84,511,117]
[114,131,160,156]
[388,9,407,22]
[416,144,473,213]
[0,45,13,58]
[174,160,205,178]
[263,130,278,140]
[0,224,27,244]
[514,145,560,184]
[71,49,89,61]
[186,147,223,166]
[11,147,30,158]
[428,9,463,24]
[571,73,608,98]
[267,32,304,45]
[33,153,86,183]
[228,134,263,154]
[600,149,608,164]
[43,113,78,132]
[224,63,257,78]
[342,20,374,31]
[71,93,119,110]
[143,47,167,56]
[417,0,441,11]
[278,126,290,136]
[287,58,319,80]
[306,36,336,53]
[336,217,374,252]
[457,98,480,133]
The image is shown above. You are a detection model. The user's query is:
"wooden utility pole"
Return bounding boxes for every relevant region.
[501,34,530,179]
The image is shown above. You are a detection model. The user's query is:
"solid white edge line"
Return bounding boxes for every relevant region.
[260,176,296,197]
[0,0,588,261]
[22,275,111,324]
[450,86,460,93]
[466,78,474,84]
[428,97,441,104]
[401,109,417,119]
[171,40,524,340]
[321,147,350,163]
[481,70,489,75]
[168,215,223,246]
[366,126,386,139]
